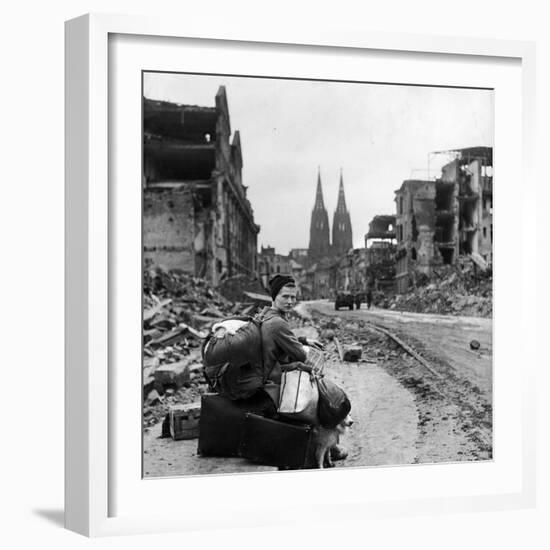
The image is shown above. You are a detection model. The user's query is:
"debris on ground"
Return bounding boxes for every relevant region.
[387,263,492,318]
[142,267,267,427]
[217,274,268,303]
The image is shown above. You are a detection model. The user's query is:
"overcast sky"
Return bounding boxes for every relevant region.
[144,73,493,255]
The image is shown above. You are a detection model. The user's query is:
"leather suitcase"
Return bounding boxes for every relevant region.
[239,413,315,469]
[197,392,277,457]
[197,393,246,457]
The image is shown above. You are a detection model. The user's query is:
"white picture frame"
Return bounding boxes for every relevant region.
[65,13,537,537]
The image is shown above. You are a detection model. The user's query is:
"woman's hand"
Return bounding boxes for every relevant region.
[306,338,324,351]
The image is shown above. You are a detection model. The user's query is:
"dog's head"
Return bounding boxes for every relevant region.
[336,414,354,435]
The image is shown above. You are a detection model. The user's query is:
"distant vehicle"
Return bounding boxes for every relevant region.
[334,291,355,311]
[353,292,364,310]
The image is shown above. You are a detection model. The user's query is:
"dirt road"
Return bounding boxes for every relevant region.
[143,302,492,477]
[315,303,492,398]
[308,301,493,464]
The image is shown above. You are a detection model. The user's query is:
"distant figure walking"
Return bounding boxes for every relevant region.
[366,288,373,309]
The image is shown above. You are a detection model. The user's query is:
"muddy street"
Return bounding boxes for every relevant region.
[307,301,493,465]
[143,302,492,478]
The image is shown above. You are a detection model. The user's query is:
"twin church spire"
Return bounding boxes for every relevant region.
[308,168,353,261]
[309,168,331,260]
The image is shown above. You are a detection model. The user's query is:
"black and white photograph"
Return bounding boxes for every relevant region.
[141,71,493,478]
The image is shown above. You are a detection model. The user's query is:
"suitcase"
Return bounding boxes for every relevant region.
[239,413,315,469]
[197,392,277,457]
[197,393,247,457]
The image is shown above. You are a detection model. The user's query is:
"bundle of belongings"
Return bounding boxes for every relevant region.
[199,310,352,469]
[202,316,265,401]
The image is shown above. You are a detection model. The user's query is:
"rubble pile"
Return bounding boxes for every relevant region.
[217,274,268,303]
[143,267,264,428]
[388,264,492,317]
[309,314,408,364]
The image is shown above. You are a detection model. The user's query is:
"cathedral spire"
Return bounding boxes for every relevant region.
[308,168,331,261]
[335,168,347,214]
[314,166,325,210]
[332,168,353,256]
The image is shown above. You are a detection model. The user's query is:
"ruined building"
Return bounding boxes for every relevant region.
[256,245,308,297]
[143,87,260,286]
[289,248,309,263]
[308,170,331,262]
[365,215,396,290]
[305,257,334,300]
[440,147,493,263]
[394,147,493,293]
[258,245,291,288]
[332,248,368,294]
[331,170,353,256]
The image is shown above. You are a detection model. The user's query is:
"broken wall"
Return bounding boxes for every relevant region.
[143,90,259,286]
[144,187,196,272]
[408,182,436,275]
[434,179,459,265]
[394,181,436,292]
[479,193,493,263]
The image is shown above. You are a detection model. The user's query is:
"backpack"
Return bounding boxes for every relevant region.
[201,310,268,400]
[316,377,351,428]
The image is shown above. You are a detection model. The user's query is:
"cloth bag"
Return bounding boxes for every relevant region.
[316,377,351,428]
[277,367,319,424]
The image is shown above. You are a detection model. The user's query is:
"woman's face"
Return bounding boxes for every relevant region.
[273,284,297,314]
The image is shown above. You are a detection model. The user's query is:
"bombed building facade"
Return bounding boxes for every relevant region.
[365,215,397,290]
[394,147,493,293]
[143,87,259,286]
[258,246,291,287]
[258,246,308,297]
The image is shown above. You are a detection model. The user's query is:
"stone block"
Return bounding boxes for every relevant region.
[343,345,362,362]
[146,389,162,405]
[154,359,191,391]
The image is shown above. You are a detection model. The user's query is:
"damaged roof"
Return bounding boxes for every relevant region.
[432,146,493,166]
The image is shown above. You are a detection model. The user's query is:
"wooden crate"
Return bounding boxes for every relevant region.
[169,402,201,440]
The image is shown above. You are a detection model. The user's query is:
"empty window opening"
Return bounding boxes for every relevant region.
[435,183,454,211]
[411,216,418,241]
[461,202,476,229]
[436,218,454,243]
[440,248,454,265]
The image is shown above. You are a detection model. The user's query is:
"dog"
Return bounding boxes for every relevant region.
[313,414,353,469]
